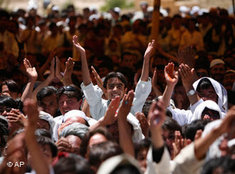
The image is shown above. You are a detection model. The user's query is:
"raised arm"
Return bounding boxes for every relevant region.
[194,106,235,160]
[152,68,163,97]
[91,66,107,98]
[31,58,55,100]
[148,99,166,149]
[21,58,38,102]
[140,40,155,81]
[89,96,120,131]
[73,35,92,86]
[62,57,74,86]
[118,90,135,156]
[23,99,50,174]
[178,63,199,105]
[162,62,178,108]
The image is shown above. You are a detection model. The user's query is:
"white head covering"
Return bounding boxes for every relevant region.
[63,110,97,126]
[39,111,55,135]
[97,154,142,174]
[193,77,228,113]
[190,100,223,123]
[210,59,225,68]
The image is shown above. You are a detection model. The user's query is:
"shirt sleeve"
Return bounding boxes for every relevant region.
[167,106,193,126]
[131,78,152,115]
[81,82,106,120]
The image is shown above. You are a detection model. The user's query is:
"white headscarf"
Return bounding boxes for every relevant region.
[39,111,55,135]
[193,77,228,113]
[190,100,223,123]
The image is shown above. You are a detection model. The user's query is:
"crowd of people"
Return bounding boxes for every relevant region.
[0,1,235,174]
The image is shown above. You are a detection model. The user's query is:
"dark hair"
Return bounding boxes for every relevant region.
[35,129,52,139]
[134,138,151,159]
[111,164,141,174]
[36,136,58,157]
[1,79,20,93]
[0,116,8,149]
[0,95,18,113]
[196,78,214,92]
[37,86,57,102]
[103,72,127,89]
[80,127,114,157]
[49,22,57,30]
[53,154,94,174]
[201,157,235,174]
[182,119,209,141]
[57,85,83,101]
[88,141,123,169]
[162,116,182,134]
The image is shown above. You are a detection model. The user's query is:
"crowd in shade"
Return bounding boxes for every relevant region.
[0,1,235,174]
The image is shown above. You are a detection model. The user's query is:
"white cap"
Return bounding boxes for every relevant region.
[63,110,97,126]
[97,154,142,174]
[89,14,100,21]
[28,0,38,10]
[114,7,121,14]
[179,6,190,13]
[63,110,88,122]
[39,111,55,135]
[140,1,148,6]
[52,5,60,11]
[160,8,168,17]
[210,59,225,68]
[190,6,200,15]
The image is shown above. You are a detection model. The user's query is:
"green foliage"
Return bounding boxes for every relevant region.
[100,0,134,12]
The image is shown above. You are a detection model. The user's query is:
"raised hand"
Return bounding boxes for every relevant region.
[172,131,191,159]
[148,99,166,148]
[24,58,38,82]
[144,40,156,59]
[178,63,198,91]
[5,109,26,126]
[148,99,166,129]
[72,35,85,55]
[152,68,162,96]
[117,90,135,156]
[91,66,106,95]
[23,98,39,128]
[164,62,178,87]
[48,57,55,80]
[102,96,120,125]
[55,56,63,81]
[63,57,74,85]
[117,90,134,121]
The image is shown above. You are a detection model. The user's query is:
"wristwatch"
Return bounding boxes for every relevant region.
[187,89,196,96]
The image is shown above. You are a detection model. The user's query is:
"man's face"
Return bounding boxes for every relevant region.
[198,86,218,103]
[210,64,225,83]
[223,72,235,91]
[39,94,58,116]
[106,77,126,100]
[201,108,220,121]
[58,94,82,115]
[65,135,82,155]
[122,54,134,69]
[1,85,11,97]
